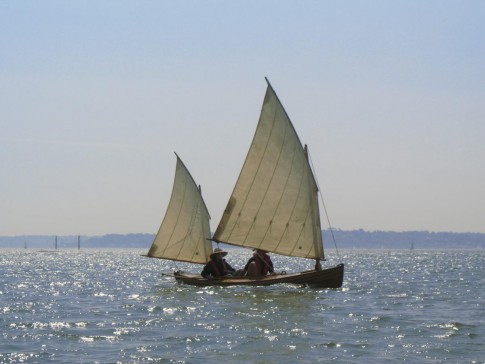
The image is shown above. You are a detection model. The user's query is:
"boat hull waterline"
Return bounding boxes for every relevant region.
[172,263,344,288]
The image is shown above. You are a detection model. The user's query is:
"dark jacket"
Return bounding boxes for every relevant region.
[244,253,274,275]
[201,259,236,278]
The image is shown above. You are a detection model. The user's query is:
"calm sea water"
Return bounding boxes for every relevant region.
[1,249,483,363]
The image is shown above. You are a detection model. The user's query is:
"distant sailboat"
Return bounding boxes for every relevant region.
[147,79,344,288]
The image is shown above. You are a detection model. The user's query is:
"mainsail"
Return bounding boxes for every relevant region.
[147,154,212,264]
[213,79,324,259]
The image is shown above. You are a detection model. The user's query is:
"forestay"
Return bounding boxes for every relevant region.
[147,155,212,263]
[213,79,324,259]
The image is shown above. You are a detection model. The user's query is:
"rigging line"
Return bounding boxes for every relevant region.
[307,150,342,262]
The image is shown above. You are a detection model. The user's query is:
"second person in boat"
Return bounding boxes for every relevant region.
[241,249,275,276]
[201,248,236,279]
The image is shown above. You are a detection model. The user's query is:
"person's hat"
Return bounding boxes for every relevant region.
[253,248,268,253]
[210,248,228,258]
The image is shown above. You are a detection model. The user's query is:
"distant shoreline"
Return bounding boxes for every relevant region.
[1,230,484,250]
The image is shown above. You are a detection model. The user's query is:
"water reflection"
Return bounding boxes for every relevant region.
[1,249,483,363]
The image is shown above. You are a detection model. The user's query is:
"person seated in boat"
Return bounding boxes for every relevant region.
[201,248,236,279]
[241,249,274,276]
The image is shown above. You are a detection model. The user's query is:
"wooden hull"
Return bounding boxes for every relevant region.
[173,263,344,288]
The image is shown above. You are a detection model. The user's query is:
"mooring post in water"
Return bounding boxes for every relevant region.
[55,235,58,250]
[78,235,81,250]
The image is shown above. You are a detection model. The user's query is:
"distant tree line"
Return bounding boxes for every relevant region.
[323,229,485,249]
[1,230,484,249]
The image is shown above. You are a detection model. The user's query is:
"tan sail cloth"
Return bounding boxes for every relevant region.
[147,155,212,263]
[213,80,324,259]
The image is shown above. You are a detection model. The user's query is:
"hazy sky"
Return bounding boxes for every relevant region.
[1,1,484,236]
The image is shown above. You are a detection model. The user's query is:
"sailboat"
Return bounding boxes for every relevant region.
[146,153,213,265]
[148,79,344,288]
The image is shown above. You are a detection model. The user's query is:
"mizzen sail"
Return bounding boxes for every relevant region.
[147,154,212,264]
[213,79,324,259]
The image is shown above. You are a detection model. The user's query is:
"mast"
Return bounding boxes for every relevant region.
[304,144,325,269]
